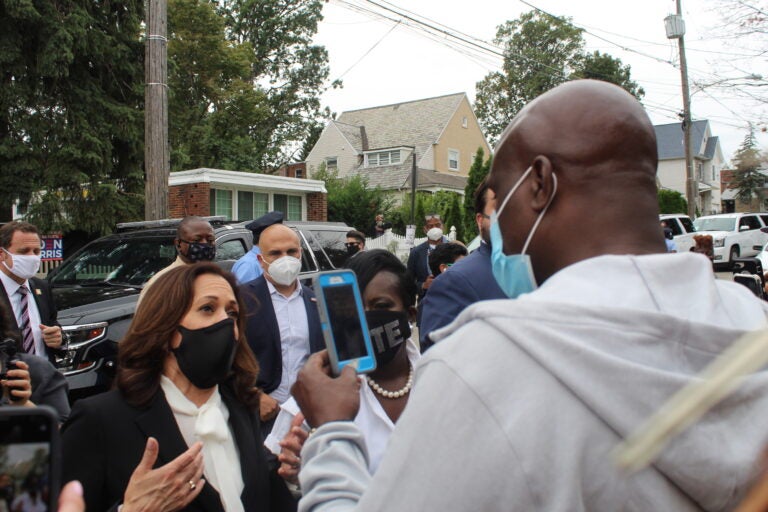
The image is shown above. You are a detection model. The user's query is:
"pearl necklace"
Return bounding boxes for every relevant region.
[366,365,414,399]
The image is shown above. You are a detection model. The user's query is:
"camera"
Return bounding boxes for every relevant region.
[0,339,18,381]
[0,339,21,404]
[732,257,765,300]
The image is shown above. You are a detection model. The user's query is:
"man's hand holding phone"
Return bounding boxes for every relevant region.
[259,393,280,422]
[292,350,361,428]
[1,360,31,406]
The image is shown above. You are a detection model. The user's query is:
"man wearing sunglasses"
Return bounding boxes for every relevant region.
[345,230,366,259]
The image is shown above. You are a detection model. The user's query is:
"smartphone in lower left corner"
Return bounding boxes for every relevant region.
[0,406,60,512]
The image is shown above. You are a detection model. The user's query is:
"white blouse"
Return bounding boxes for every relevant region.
[265,339,421,474]
[160,376,244,512]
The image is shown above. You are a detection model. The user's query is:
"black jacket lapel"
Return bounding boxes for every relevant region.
[134,391,224,512]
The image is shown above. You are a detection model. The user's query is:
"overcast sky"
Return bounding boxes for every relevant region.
[312,0,768,162]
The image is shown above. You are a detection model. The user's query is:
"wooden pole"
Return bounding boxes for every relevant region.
[144,0,169,220]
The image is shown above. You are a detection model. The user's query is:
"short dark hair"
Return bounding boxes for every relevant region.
[0,221,39,249]
[429,242,468,276]
[473,178,491,216]
[344,249,417,309]
[177,216,208,239]
[346,230,366,244]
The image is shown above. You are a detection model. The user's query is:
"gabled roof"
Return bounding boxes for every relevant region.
[351,162,467,192]
[335,93,466,158]
[654,120,712,160]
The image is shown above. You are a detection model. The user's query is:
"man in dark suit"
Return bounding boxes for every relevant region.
[406,214,447,309]
[419,180,506,351]
[241,224,323,435]
[0,221,61,360]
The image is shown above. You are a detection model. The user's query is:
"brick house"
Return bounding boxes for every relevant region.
[168,168,327,222]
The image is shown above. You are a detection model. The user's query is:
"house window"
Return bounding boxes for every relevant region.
[366,150,401,167]
[274,194,302,221]
[209,189,232,220]
[295,168,303,179]
[448,149,460,171]
[326,157,338,170]
[462,116,468,128]
[237,191,268,221]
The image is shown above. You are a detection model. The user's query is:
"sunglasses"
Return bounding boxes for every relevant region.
[345,242,361,248]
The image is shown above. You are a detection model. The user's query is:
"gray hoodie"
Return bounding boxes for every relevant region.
[299,253,768,511]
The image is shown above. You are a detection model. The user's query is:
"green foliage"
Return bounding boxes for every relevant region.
[572,51,645,100]
[169,0,335,172]
[475,10,644,145]
[462,148,492,237]
[390,191,464,237]
[313,167,393,233]
[0,0,145,232]
[658,189,688,214]
[731,127,767,204]
[444,193,464,242]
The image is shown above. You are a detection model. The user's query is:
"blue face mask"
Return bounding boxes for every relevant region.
[490,166,557,298]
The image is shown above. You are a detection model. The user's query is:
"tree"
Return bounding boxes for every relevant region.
[731,127,767,205]
[166,0,335,172]
[475,10,644,145]
[658,189,688,214]
[462,148,492,237]
[0,0,145,232]
[313,166,393,233]
[443,193,464,242]
[572,51,645,100]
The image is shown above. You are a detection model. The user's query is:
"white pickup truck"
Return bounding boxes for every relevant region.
[692,213,768,266]
[660,214,696,252]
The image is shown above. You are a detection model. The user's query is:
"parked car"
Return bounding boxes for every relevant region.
[692,213,768,266]
[660,214,697,252]
[47,217,349,401]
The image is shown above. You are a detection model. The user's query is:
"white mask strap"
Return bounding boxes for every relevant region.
[521,173,558,255]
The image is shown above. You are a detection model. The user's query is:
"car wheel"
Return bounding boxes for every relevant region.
[729,245,740,268]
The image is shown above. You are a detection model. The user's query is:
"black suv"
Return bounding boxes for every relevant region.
[47,218,350,401]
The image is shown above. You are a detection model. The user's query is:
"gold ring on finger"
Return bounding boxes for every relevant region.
[188,480,196,491]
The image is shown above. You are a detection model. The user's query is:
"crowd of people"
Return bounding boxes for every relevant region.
[4,78,768,511]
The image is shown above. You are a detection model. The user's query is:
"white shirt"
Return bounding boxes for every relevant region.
[0,271,45,355]
[11,493,46,512]
[265,338,420,474]
[267,279,310,404]
[160,376,244,512]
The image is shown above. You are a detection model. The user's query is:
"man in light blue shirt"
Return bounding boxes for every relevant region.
[232,211,283,283]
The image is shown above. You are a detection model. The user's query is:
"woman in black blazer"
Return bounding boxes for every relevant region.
[61,263,295,512]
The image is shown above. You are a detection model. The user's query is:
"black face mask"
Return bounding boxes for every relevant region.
[173,318,237,389]
[366,310,411,367]
[179,240,216,262]
[346,243,361,256]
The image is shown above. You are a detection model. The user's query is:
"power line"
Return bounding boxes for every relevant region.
[333,20,401,81]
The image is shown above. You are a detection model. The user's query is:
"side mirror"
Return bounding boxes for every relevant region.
[761,227,768,234]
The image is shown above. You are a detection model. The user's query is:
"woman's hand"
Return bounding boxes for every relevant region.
[2,360,32,406]
[277,414,309,484]
[122,437,206,512]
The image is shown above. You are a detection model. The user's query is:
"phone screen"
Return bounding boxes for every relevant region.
[324,284,367,361]
[0,408,58,512]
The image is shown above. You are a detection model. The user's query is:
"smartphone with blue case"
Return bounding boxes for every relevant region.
[313,270,377,376]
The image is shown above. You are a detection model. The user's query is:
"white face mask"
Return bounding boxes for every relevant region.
[264,255,302,286]
[426,227,443,242]
[2,250,41,281]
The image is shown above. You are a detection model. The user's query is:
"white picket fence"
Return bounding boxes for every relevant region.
[365,227,457,263]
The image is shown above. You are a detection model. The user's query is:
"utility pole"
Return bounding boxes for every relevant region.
[411,149,417,226]
[144,0,169,220]
[665,1,697,219]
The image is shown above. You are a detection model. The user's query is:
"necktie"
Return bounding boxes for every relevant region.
[17,286,35,355]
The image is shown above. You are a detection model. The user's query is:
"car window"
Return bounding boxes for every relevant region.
[694,217,736,232]
[760,215,768,227]
[215,238,247,261]
[294,230,318,273]
[664,218,682,236]
[740,216,761,231]
[310,230,348,270]
[679,217,695,234]
[49,237,175,286]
